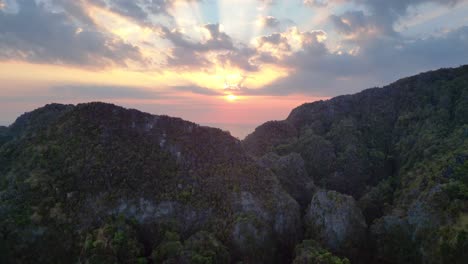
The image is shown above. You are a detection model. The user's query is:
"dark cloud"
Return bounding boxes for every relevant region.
[329,0,465,38]
[49,85,169,99]
[259,16,280,28]
[3,84,222,103]
[52,0,96,26]
[0,0,466,101]
[0,0,145,67]
[172,85,223,95]
[0,84,171,105]
[89,0,202,25]
[251,25,468,96]
[159,23,250,69]
[201,23,235,51]
[158,24,235,52]
[303,0,329,7]
[256,33,291,50]
[217,47,259,72]
[110,0,149,20]
[165,47,212,69]
[330,10,375,36]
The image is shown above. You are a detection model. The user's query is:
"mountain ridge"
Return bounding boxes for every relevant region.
[243,64,468,263]
[1,65,467,263]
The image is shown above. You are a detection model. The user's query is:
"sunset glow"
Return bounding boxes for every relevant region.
[1,0,468,138]
[225,94,239,102]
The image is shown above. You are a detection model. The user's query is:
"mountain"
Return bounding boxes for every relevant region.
[0,65,467,264]
[0,103,302,263]
[244,65,468,263]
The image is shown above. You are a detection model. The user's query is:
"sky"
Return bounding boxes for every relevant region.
[0,0,467,138]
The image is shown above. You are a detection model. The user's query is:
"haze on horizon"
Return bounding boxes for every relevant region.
[1,0,468,138]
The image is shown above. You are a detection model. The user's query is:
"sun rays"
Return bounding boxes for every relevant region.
[76,0,298,102]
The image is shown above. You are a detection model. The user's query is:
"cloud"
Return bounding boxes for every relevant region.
[330,10,380,39]
[0,84,173,106]
[49,85,169,99]
[257,16,280,28]
[329,0,465,39]
[0,0,145,67]
[58,84,225,99]
[165,47,212,69]
[250,25,468,96]
[88,0,202,25]
[217,47,259,72]
[256,33,291,50]
[253,27,327,63]
[0,83,224,105]
[0,0,466,101]
[258,0,277,5]
[159,23,235,51]
[109,0,149,20]
[172,85,223,95]
[158,23,256,70]
[52,0,97,26]
[201,23,235,51]
[303,0,330,7]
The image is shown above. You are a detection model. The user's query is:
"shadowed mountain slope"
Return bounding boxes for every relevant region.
[1,65,467,264]
[244,65,468,263]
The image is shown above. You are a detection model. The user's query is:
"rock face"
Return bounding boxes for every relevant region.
[258,152,315,208]
[304,190,367,255]
[229,190,301,263]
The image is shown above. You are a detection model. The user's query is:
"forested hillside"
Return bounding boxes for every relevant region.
[244,65,468,263]
[1,65,467,263]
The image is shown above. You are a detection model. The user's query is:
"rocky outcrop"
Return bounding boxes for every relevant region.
[258,152,315,208]
[304,190,367,255]
[243,65,468,263]
[230,190,301,263]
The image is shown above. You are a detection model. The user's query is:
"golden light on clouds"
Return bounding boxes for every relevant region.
[0,61,182,89]
[0,0,466,139]
[177,64,290,91]
[47,1,292,97]
[87,4,163,49]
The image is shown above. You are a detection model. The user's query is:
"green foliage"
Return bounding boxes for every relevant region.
[441,230,468,264]
[0,126,11,147]
[152,240,183,262]
[372,219,421,264]
[293,240,350,264]
[453,160,468,185]
[443,158,468,202]
[358,178,396,223]
[151,230,230,264]
[2,66,468,263]
[444,181,468,200]
[81,218,145,264]
[275,129,336,185]
[184,231,230,264]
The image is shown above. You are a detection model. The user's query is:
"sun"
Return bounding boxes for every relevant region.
[225,94,238,102]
